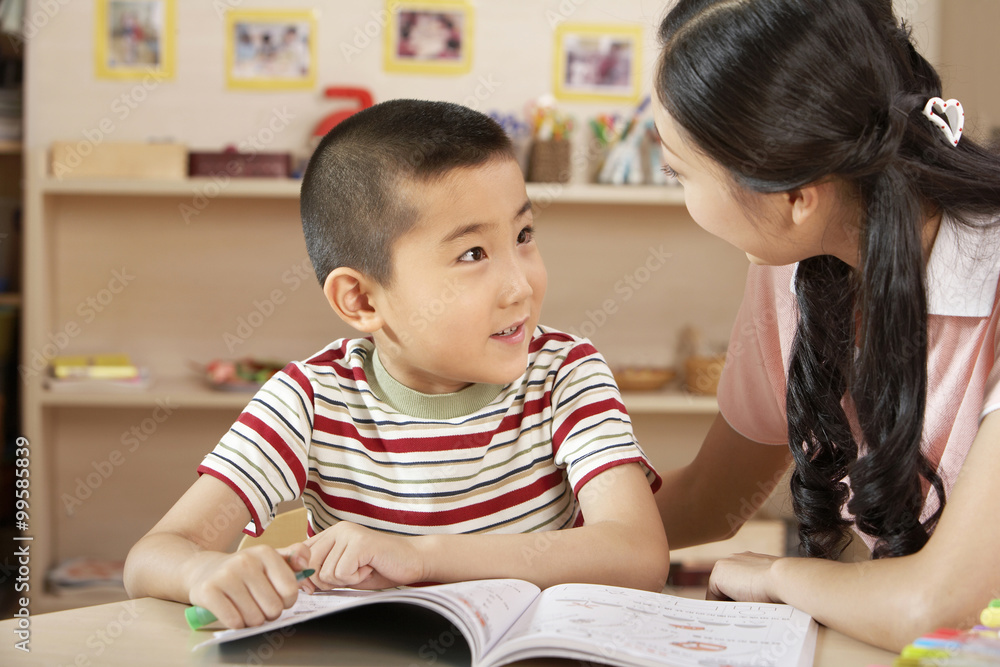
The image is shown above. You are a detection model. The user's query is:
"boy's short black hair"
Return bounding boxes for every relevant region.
[300,98,516,287]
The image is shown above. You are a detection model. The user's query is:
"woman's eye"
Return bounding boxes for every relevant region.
[517,227,534,244]
[459,247,485,262]
[661,163,679,180]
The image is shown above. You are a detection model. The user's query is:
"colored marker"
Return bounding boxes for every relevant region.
[980,607,1000,627]
[911,636,1000,658]
[185,569,315,630]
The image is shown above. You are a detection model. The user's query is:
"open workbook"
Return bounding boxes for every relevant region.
[193,579,817,667]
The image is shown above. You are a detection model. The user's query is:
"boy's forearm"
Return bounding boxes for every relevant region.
[413,521,669,592]
[124,532,225,603]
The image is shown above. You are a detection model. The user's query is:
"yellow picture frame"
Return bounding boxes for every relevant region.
[553,23,643,104]
[94,0,176,80]
[225,9,318,91]
[383,0,473,76]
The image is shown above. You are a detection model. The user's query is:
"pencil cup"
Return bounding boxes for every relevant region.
[511,136,532,178]
[586,137,609,183]
[527,139,571,183]
[683,354,726,396]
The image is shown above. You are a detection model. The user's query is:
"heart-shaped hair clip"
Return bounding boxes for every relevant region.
[922,97,964,147]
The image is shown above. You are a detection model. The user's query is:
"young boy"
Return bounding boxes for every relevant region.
[123,99,669,629]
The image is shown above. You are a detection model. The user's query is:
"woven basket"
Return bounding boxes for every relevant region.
[684,354,726,396]
[527,139,571,183]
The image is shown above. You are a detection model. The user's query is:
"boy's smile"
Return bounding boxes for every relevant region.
[369,158,547,395]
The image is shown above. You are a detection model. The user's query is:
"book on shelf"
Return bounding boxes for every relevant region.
[45,353,151,392]
[194,578,817,667]
[44,367,151,393]
[50,354,140,379]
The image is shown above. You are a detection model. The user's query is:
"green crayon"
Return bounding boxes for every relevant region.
[185,569,315,630]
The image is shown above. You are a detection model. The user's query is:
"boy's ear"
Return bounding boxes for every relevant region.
[323,268,383,334]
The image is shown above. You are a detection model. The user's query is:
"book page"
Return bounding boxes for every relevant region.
[409,579,541,658]
[192,578,541,658]
[483,583,817,667]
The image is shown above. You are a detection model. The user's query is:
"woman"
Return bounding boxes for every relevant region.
[651,0,1000,650]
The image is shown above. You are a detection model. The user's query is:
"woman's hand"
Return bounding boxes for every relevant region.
[707,551,782,603]
[186,543,311,629]
[301,521,426,590]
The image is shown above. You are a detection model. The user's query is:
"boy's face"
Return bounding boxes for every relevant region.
[371,158,547,394]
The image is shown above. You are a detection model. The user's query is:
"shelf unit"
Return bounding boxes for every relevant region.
[23,166,730,613]
[35,176,687,204]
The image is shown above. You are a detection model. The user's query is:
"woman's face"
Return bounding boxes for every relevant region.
[651,96,850,266]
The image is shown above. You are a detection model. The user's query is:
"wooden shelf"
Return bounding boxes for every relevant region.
[527,182,686,206]
[39,176,302,199]
[0,141,21,155]
[41,376,253,409]
[41,376,717,414]
[38,177,686,206]
[621,389,718,414]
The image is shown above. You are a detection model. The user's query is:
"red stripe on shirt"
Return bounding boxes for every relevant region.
[314,402,544,454]
[197,465,263,537]
[552,397,627,454]
[572,457,662,496]
[237,412,307,494]
[306,469,565,527]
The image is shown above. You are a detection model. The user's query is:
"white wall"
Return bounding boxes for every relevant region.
[24,0,670,167]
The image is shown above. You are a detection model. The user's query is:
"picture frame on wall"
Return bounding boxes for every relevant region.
[553,23,643,104]
[383,1,473,76]
[225,9,317,90]
[94,0,176,80]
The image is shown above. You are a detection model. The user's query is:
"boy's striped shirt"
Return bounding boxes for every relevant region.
[198,326,660,537]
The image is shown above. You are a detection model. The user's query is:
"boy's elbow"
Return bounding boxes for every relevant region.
[122,541,148,599]
[632,532,670,592]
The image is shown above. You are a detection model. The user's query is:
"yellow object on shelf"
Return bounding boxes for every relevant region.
[50,354,139,380]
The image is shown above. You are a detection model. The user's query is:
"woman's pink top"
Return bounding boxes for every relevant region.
[717,216,1000,548]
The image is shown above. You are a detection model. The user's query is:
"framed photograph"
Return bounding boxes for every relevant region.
[553,23,643,104]
[225,9,317,90]
[383,1,473,76]
[94,0,175,80]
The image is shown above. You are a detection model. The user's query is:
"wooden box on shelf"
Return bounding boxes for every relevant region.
[49,142,187,180]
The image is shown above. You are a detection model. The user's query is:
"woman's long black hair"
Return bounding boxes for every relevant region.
[656,0,1000,559]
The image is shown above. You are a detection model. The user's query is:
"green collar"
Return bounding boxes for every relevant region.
[367,348,507,419]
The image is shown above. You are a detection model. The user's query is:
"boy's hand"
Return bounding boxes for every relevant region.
[301,521,425,590]
[187,543,311,629]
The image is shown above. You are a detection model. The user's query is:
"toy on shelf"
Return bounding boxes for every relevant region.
[193,357,287,392]
[311,86,374,138]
